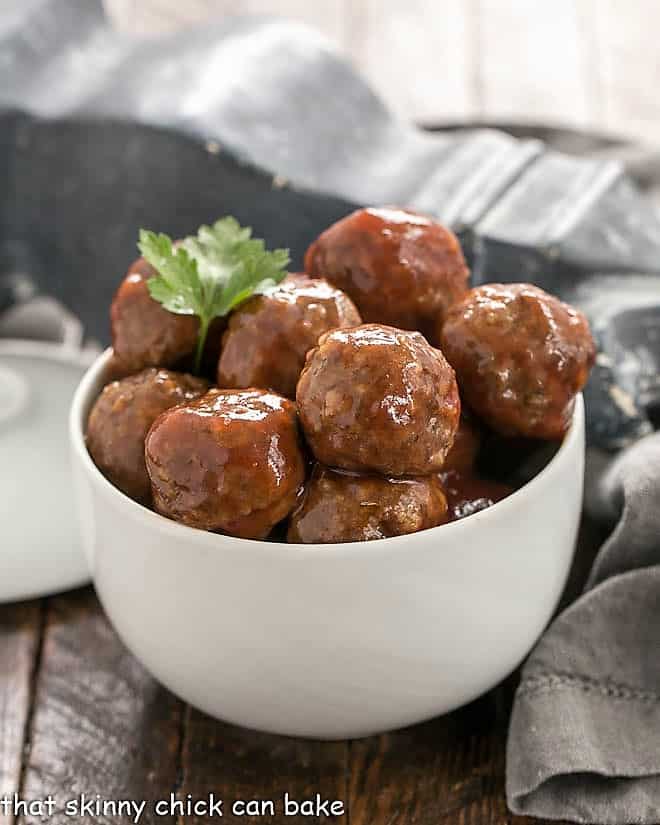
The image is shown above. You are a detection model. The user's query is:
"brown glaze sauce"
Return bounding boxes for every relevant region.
[439,470,515,522]
[440,412,482,473]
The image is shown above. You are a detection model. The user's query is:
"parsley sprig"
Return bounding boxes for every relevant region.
[139,217,290,373]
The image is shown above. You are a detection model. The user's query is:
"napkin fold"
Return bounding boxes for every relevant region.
[507,435,660,823]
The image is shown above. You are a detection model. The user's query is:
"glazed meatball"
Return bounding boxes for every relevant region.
[304,207,469,340]
[440,470,513,521]
[111,256,199,372]
[440,283,596,439]
[86,368,209,504]
[145,389,306,539]
[217,273,361,398]
[296,324,461,476]
[288,465,448,543]
[441,412,482,473]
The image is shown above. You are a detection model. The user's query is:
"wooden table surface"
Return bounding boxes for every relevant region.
[0,514,605,825]
[105,0,660,146]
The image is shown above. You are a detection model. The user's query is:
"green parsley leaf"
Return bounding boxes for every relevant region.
[139,218,289,374]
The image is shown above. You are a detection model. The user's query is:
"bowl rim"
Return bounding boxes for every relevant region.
[70,347,585,557]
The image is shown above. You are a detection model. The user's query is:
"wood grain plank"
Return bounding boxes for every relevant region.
[588,0,660,142]
[349,690,512,825]
[236,0,348,48]
[350,0,478,122]
[0,601,42,825]
[104,0,660,145]
[104,0,348,47]
[473,0,592,129]
[573,0,605,130]
[17,589,183,825]
[103,0,235,34]
[178,709,348,824]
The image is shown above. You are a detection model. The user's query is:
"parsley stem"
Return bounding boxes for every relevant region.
[194,317,210,375]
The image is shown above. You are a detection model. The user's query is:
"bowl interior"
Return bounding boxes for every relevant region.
[70,348,585,554]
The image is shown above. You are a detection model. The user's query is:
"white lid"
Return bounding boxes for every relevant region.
[0,341,94,602]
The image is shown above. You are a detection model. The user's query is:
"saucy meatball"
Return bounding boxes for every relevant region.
[111,256,199,372]
[288,465,448,543]
[440,470,513,521]
[145,389,306,539]
[304,207,469,340]
[86,368,209,504]
[217,273,361,398]
[296,324,460,476]
[441,412,482,473]
[440,283,596,439]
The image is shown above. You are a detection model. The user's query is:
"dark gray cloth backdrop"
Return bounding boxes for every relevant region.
[1,2,659,822]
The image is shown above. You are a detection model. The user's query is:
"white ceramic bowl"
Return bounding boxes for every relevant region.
[0,340,93,603]
[70,349,584,739]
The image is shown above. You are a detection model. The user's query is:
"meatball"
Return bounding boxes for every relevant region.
[304,207,469,340]
[440,283,596,439]
[86,368,209,504]
[296,324,460,476]
[441,412,482,473]
[217,273,361,398]
[111,256,199,372]
[145,389,306,538]
[440,470,513,521]
[288,465,448,543]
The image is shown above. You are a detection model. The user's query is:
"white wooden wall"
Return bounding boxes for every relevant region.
[104,0,660,144]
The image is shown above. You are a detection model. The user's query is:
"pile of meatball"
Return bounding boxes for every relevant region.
[87,207,596,543]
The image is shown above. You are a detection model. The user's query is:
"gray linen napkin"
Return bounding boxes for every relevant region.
[507,435,660,823]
